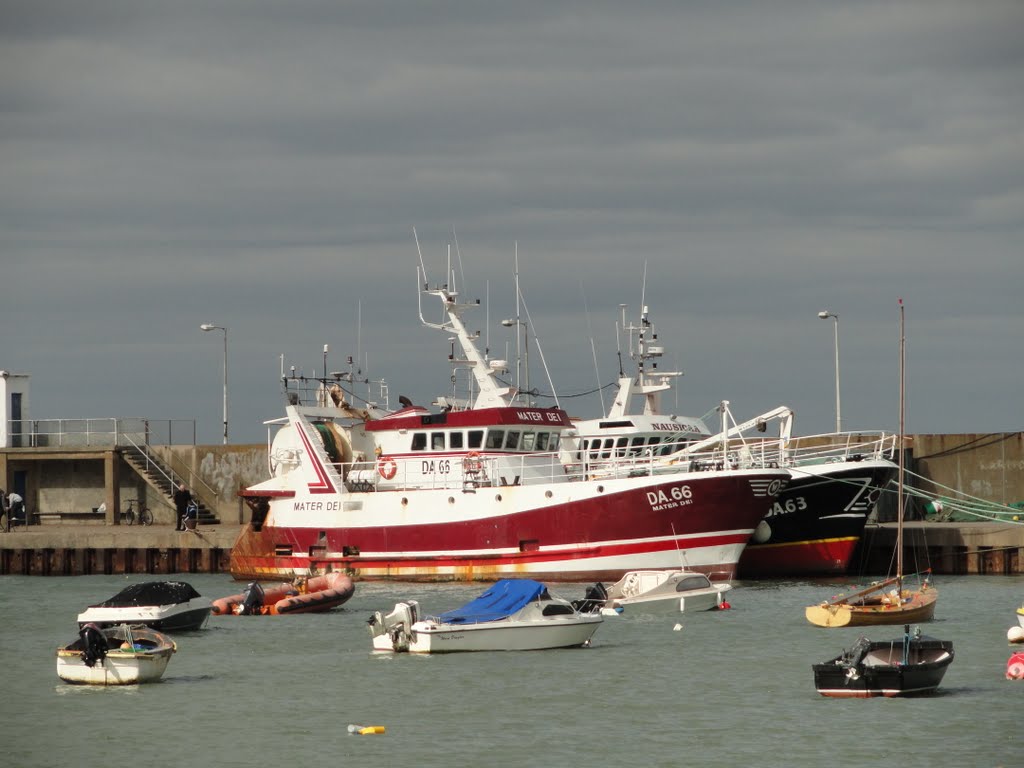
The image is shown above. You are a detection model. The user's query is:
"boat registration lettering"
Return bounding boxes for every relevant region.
[765,496,807,518]
[292,500,342,512]
[421,459,452,474]
[647,484,693,511]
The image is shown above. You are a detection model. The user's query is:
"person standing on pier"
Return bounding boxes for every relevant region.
[6,491,24,529]
[173,483,192,531]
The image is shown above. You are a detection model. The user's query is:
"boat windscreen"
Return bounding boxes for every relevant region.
[93,581,202,607]
[437,579,546,624]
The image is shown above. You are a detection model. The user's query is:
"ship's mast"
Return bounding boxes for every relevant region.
[415,231,513,410]
[897,298,906,592]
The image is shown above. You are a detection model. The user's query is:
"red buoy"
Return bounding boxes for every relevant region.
[1006,651,1024,680]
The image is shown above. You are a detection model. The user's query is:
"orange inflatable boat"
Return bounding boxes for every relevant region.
[211,572,355,616]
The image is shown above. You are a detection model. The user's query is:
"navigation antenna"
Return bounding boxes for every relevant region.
[580,281,606,414]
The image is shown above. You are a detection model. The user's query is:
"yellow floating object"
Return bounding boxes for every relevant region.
[358,726,386,735]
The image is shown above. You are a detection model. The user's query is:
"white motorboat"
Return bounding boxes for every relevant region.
[57,623,176,685]
[77,581,212,632]
[367,579,602,653]
[599,569,732,614]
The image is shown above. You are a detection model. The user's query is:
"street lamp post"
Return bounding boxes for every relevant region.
[200,323,229,444]
[817,311,841,432]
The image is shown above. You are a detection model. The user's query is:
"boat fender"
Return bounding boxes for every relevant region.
[718,600,731,610]
[377,456,398,480]
[1007,626,1024,644]
[1006,652,1024,680]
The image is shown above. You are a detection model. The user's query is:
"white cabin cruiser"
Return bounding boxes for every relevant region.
[599,569,732,614]
[368,579,602,653]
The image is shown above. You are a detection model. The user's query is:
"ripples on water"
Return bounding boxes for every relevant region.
[3,574,1021,768]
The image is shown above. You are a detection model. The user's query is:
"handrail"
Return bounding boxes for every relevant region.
[119,433,220,506]
[154,444,221,505]
[4,418,197,448]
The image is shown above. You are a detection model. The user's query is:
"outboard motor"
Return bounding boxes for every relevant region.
[79,623,108,668]
[841,636,872,680]
[238,582,266,615]
[367,601,420,652]
[572,582,608,614]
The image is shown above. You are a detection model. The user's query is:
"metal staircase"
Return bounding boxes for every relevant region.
[120,442,221,525]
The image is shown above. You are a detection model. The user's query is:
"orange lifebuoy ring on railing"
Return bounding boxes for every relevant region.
[377,455,398,480]
[463,451,482,474]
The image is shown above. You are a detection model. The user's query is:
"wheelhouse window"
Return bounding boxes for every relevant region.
[468,430,484,449]
[504,431,521,450]
[431,432,446,450]
[485,430,505,450]
[521,432,536,451]
[535,432,550,451]
[450,432,464,450]
[411,433,427,451]
[615,437,629,457]
[676,575,712,592]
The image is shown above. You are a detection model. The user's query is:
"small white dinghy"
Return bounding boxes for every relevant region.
[57,623,177,685]
[368,579,602,653]
[599,570,732,614]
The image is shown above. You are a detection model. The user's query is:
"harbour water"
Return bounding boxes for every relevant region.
[3,573,1021,768]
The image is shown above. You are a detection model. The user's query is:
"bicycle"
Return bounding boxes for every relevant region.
[120,499,153,526]
[3,501,28,531]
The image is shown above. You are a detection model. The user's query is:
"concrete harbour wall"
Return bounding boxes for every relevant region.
[2,432,1023,576]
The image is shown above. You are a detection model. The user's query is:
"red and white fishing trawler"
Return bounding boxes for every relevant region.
[231,276,788,583]
[566,300,897,578]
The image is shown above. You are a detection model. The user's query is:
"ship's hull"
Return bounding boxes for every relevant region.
[737,459,896,578]
[231,468,788,583]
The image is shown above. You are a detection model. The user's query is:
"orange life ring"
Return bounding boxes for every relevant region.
[377,456,398,480]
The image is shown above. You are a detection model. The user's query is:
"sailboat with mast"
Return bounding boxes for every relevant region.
[804,299,937,628]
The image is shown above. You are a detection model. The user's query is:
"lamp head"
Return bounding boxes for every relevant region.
[200,323,216,331]
[817,311,837,320]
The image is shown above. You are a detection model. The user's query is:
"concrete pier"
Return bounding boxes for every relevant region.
[0,524,240,576]
[856,521,1024,576]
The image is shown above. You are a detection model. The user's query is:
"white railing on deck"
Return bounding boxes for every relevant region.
[677,431,897,471]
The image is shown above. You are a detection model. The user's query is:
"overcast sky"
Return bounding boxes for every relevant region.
[2,1,1021,444]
